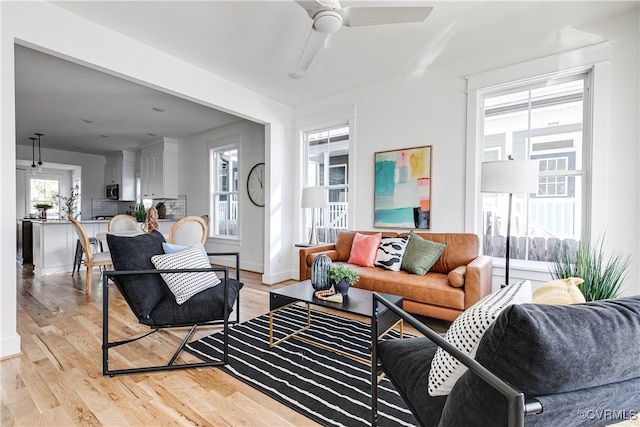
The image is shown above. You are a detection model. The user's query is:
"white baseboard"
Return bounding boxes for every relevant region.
[261,270,294,285]
[0,334,21,359]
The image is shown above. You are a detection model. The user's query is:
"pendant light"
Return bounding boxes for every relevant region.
[35,133,44,173]
[29,137,37,175]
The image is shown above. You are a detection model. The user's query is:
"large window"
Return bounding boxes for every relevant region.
[30,177,60,218]
[304,124,350,243]
[481,74,588,262]
[210,146,238,238]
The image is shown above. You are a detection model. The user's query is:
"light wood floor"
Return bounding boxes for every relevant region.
[2,265,323,426]
[3,265,439,427]
[4,266,636,427]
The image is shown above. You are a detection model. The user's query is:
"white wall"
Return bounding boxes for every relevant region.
[16,145,105,219]
[293,9,639,297]
[0,1,293,358]
[178,120,266,273]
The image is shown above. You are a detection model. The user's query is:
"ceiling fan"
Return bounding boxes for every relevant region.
[290,0,433,78]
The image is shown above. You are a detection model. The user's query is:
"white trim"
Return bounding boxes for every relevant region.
[0,335,21,360]
[294,106,357,244]
[208,136,241,241]
[262,270,294,285]
[465,43,611,239]
[465,42,611,91]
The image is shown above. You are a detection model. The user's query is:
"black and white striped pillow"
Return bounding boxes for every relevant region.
[428,280,532,396]
[151,245,221,305]
[374,236,409,271]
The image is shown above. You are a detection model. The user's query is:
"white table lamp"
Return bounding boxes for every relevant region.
[301,186,328,245]
[481,158,538,285]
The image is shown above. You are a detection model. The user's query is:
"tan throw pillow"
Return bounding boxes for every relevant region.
[447,266,466,288]
[533,277,586,305]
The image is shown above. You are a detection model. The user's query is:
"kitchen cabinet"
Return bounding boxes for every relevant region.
[32,220,110,276]
[140,140,178,199]
[105,151,136,200]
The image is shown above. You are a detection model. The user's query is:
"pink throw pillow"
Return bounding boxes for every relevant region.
[348,232,382,267]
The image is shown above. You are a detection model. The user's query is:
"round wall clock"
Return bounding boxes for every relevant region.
[247,163,265,207]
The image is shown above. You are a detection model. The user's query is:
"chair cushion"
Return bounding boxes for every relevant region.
[146,278,243,327]
[428,280,532,396]
[402,231,447,276]
[162,242,209,260]
[151,245,221,305]
[378,337,447,427]
[106,231,169,319]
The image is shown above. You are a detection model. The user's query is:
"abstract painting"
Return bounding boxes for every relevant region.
[374,146,432,229]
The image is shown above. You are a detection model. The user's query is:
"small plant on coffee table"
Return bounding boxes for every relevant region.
[328,265,359,296]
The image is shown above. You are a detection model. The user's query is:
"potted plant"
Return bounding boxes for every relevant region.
[550,235,629,301]
[135,203,147,222]
[34,203,53,219]
[328,264,359,296]
[58,187,80,219]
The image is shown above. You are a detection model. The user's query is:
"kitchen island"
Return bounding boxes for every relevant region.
[30,219,176,276]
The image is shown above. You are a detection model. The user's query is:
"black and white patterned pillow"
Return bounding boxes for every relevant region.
[374,236,409,271]
[151,245,221,305]
[428,280,532,396]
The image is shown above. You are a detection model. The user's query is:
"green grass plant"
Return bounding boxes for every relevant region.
[550,236,629,301]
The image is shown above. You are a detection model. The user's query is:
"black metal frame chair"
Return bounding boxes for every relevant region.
[371,293,542,427]
[102,252,242,377]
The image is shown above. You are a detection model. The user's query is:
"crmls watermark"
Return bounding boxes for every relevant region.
[577,409,639,421]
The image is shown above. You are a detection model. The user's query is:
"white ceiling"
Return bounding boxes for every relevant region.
[15,1,638,157]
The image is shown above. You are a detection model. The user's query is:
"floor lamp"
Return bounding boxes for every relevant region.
[481,158,538,286]
[301,186,328,246]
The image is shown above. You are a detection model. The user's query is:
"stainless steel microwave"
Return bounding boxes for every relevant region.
[106,184,119,200]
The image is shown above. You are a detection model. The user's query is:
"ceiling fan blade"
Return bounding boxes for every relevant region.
[340,6,433,27]
[295,29,329,72]
[295,0,339,17]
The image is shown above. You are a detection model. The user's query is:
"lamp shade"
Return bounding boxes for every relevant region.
[481,160,539,194]
[301,186,328,208]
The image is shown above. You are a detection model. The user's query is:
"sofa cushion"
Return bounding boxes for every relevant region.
[374,236,409,271]
[428,280,532,396]
[400,233,480,274]
[106,231,169,319]
[533,277,585,305]
[335,231,357,261]
[348,232,382,267]
[440,296,640,426]
[342,263,465,310]
[335,230,399,261]
[402,231,447,276]
[447,266,466,288]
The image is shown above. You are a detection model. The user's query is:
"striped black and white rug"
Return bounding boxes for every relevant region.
[185,304,418,427]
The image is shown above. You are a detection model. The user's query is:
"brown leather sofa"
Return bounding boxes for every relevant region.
[299,231,493,321]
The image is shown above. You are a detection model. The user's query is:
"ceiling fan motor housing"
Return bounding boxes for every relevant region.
[313,10,343,33]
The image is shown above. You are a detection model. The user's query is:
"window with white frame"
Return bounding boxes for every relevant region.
[304,124,350,243]
[210,146,239,238]
[480,74,589,262]
[30,177,60,218]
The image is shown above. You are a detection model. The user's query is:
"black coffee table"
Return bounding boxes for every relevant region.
[269,280,403,365]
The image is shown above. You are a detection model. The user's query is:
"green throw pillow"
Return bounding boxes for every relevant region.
[401,231,447,276]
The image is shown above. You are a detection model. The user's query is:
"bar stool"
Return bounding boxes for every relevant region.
[72,237,100,275]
